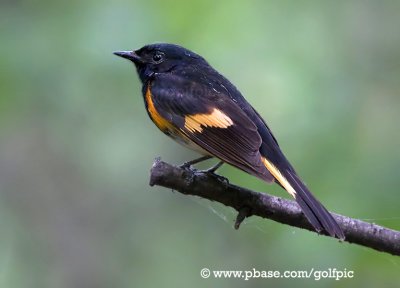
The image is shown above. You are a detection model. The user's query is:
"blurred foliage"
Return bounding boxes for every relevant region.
[1,0,400,287]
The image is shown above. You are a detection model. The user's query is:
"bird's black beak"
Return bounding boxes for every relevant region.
[113,50,143,64]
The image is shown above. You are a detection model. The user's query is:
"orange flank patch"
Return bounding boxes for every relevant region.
[261,157,297,198]
[184,108,233,133]
[144,85,211,156]
[145,86,172,131]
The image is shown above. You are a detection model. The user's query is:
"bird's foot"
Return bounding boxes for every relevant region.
[201,169,229,185]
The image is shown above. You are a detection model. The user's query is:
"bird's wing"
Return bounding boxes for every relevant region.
[148,74,274,182]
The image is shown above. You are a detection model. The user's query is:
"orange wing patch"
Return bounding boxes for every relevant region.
[145,86,173,131]
[261,157,297,198]
[184,108,233,133]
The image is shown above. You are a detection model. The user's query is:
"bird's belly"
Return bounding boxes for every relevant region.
[166,128,210,155]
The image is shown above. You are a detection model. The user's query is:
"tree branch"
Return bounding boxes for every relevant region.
[149,158,400,256]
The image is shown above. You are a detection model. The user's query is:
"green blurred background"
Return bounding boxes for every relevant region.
[1,0,400,287]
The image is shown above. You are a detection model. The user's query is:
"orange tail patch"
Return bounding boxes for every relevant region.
[261,157,297,198]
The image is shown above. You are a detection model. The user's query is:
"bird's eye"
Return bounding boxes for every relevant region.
[152,52,164,63]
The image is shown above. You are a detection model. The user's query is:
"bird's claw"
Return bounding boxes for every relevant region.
[204,170,229,185]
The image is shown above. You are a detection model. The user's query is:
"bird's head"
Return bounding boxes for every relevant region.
[114,43,206,83]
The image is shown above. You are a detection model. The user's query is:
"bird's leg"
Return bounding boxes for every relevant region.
[180,155,213,168]
[204,161,224,173]
[200,161,228,184]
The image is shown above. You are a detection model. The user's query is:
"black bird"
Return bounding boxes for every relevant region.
[114,43,344,240]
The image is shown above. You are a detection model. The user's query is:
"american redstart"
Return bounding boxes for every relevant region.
[114,43,344,240]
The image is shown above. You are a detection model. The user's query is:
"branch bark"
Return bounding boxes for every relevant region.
[149,158,400,256]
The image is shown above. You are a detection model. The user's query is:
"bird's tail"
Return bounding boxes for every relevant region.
[261,157,345,240]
